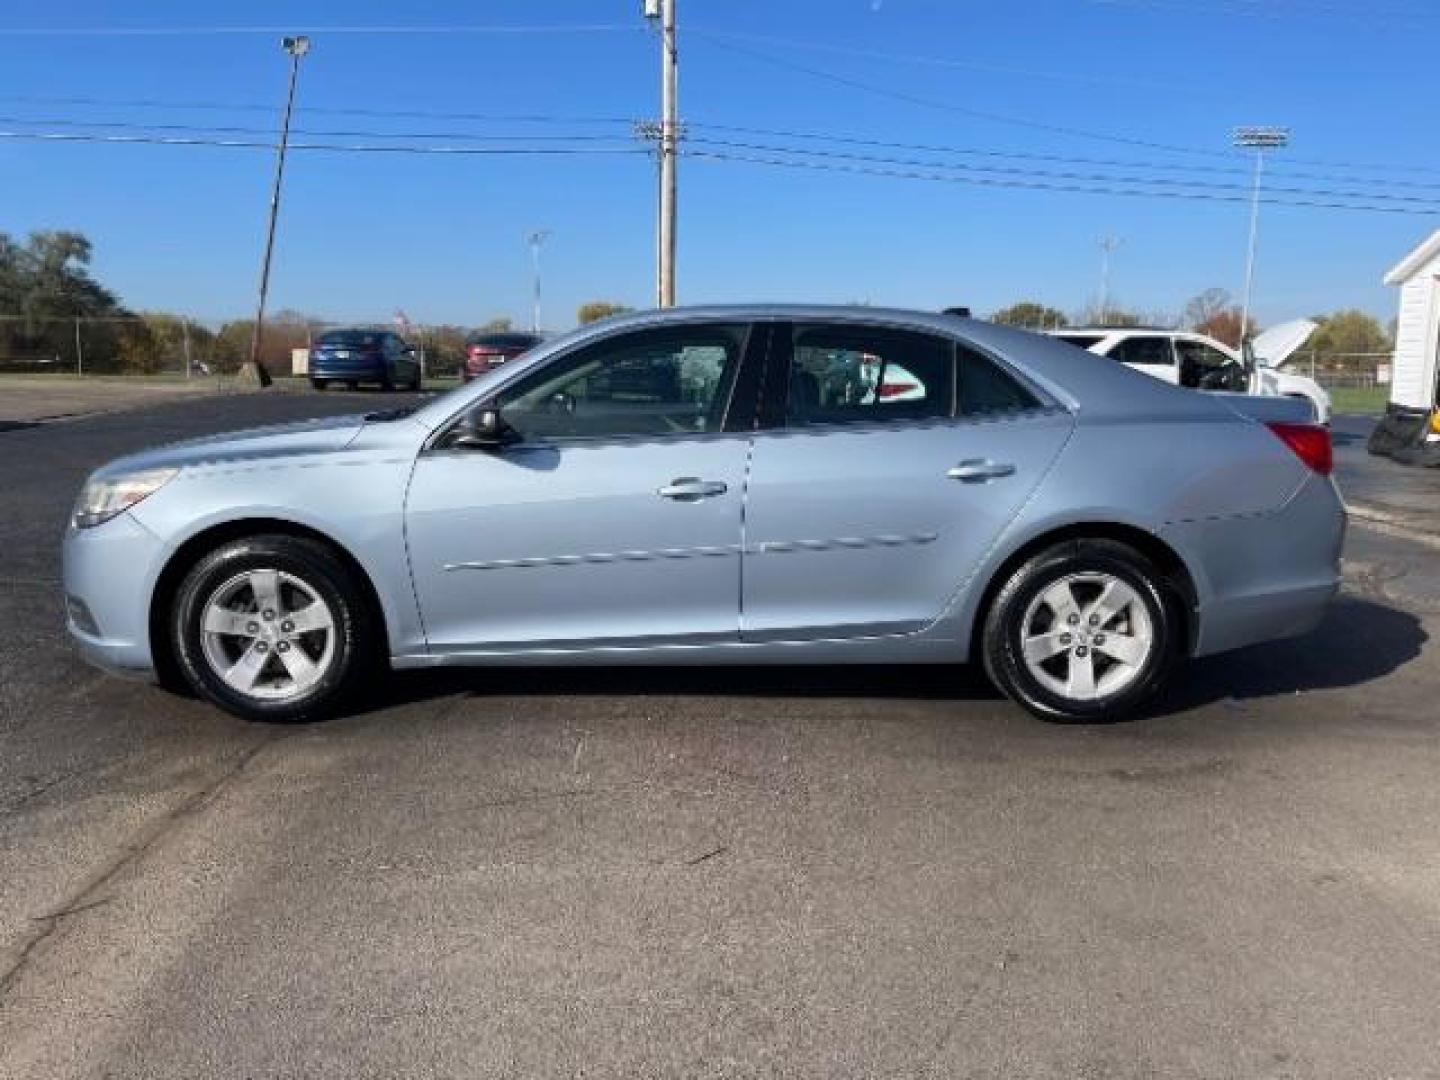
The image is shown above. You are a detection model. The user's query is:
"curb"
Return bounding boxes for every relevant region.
[1345,501,1440,552]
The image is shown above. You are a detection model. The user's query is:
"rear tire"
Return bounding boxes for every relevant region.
[982,539,1180,722]
[170,534,376,723]
[310,378,328,392]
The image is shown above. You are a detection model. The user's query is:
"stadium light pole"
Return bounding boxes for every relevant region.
[1097,234,1122,324]
[245,35,311,387]
[526,229,551,332]
[1233,126,1289,347]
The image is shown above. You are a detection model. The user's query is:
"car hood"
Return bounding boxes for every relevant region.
[1252,319,1317,368]
[90,413,369,480]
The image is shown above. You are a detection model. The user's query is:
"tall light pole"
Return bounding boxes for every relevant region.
[644,0,678,307]
[526,229,551,332]
[1233,125,1289,346]
[244,35,310,387]
[1097,234,1122,323]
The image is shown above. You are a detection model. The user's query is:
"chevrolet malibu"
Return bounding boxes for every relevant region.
[63,306,1344,723]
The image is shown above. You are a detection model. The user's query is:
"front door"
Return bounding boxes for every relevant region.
[406,321,760,653]
[741,321,1073,641]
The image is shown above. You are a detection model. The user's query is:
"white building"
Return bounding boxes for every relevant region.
[1371,230,1440,464]
[1384,229,1440,412]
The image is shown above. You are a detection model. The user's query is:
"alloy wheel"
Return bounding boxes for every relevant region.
[1018,572,1155,702]
[198,568,337,701]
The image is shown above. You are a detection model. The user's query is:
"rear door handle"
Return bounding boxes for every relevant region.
[947,459,1016,483]
[658,477,729,501]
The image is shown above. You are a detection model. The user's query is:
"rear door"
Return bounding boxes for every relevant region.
[739,321,1073,642]
[1105,335,1179,384]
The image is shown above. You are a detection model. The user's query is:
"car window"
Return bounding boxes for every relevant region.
[1108,336,1175,367]
[1175,339,1237,389]
[785,325,953,426]
[957,344,1041,416]
[1053,333,1105,350]
[499,324,746,440]
[317,330,381,347]
[468,332,543,350]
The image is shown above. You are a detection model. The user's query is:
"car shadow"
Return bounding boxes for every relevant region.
[356,595,1426,721]
[1153,595,1427,716]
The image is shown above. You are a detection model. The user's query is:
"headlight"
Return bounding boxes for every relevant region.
[72,468,179,529]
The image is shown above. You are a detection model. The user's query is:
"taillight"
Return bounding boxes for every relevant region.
[1266,421,1332,475]
[877,381,918,399]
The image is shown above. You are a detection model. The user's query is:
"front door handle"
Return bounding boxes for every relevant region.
[947,459,1016,483]
[658,477,729,501]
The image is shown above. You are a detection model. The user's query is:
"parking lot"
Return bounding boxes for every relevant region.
[2,390,1439,1077]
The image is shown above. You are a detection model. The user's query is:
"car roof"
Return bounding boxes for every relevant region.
[411,304,1235,430]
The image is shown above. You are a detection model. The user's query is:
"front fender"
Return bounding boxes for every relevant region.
[128,458,426,659]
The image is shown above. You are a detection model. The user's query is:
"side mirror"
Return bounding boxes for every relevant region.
[452,407,515,451]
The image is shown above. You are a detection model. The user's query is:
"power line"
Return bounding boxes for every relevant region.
[0,93,637,127]
[4,117,1437,207]
[0,130,651,156]
[0,114,636,145]
[687,28,1195,91]
[0,23,643,37]
[2,123,1432,215]
[692,31,1440,178]
[686,121,1440,192]
[690,29,1235,159]
[681,148,1440,216]
[683,136,1440,207]
[6,89,1439,179]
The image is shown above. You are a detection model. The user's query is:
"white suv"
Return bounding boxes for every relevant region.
[1047,320,1330,424]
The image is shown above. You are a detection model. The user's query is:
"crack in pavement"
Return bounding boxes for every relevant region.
[0,733,284,1003]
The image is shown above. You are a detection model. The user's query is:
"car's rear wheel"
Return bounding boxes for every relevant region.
[310,378,328,392]
[982,539,1180,722]
[170,535,374,722]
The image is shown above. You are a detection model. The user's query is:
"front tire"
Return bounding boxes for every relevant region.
[982,539,1180,722]
[170,535,375,722]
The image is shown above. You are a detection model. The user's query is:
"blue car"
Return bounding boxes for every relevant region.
[63,306,1343,723]
[308,328,421,391]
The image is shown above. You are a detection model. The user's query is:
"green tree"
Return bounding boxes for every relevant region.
[991,301,1068,329]
[0,230,126,366]
[1078,303,1144,328]
[577,301,634,325]
[1307,309,1389,357]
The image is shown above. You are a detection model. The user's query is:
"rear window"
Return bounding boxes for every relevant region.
[957,345,1041,416]
[317,330,382,347]
[467,332,543,350]
[1053,334,1105,350]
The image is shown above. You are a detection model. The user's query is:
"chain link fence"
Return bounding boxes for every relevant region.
[0,316,480,382]
[1288,351,1393,390]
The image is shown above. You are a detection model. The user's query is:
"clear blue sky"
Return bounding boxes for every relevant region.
[2,0,1437,329]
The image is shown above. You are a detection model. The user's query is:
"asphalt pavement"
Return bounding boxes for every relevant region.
[2,395,1439,1078]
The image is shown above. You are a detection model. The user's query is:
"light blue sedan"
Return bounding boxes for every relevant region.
[63,306,1344,723]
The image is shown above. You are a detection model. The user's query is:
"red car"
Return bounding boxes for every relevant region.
[462,331,544,382]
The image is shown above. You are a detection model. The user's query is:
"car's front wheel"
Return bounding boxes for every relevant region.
[982,539,1180,722]
[170,534,374,722]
